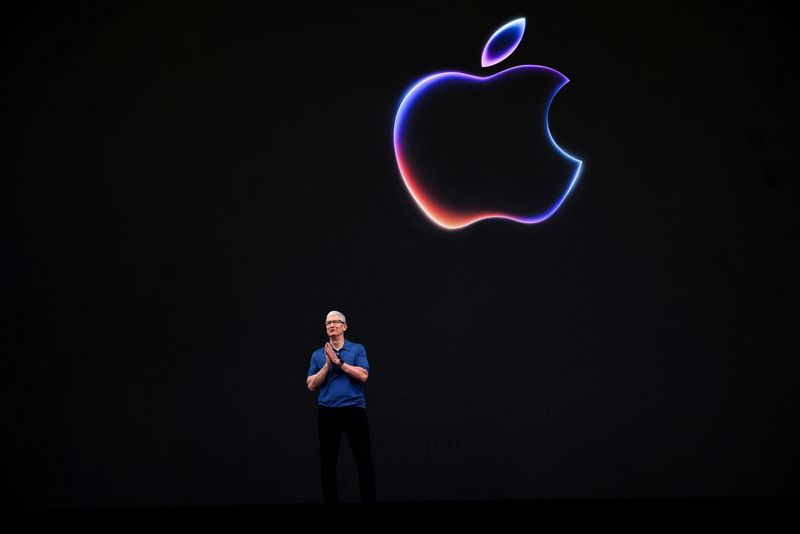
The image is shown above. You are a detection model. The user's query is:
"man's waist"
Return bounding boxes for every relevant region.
[318,404,366,412]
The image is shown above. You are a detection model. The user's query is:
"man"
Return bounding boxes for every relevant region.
[306,310,376,503]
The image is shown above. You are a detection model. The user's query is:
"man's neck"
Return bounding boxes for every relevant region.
[329,336,345,350]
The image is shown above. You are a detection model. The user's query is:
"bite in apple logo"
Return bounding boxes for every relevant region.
[393,17,583,230]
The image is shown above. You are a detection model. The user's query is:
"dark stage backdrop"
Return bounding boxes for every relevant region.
[2,1,798,509]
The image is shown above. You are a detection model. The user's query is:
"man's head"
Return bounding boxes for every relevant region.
[325,310,347,337]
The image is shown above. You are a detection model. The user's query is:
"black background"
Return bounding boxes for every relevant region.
[2,0,798,509]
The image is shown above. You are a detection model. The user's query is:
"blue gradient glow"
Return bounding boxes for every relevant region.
[481,18,526,68]
[394,66,583,230]
[393,16,583,230]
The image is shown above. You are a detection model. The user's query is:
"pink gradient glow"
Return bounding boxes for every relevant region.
[393,67,583,230]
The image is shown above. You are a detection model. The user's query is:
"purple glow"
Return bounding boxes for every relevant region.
[393,66,583,230]
[481,18,526,68]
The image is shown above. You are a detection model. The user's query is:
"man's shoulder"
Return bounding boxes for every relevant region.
[344,339,366,351]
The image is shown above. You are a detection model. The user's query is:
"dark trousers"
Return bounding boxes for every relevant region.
[318,405,376,503]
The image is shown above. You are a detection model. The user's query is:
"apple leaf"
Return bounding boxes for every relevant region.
[481,18,526,68]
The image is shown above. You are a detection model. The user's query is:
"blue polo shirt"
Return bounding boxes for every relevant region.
[307,339,370,408]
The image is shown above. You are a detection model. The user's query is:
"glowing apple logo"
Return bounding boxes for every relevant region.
[393,18,583,230]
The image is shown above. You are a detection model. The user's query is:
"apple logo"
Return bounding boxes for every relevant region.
[393,17,583,230]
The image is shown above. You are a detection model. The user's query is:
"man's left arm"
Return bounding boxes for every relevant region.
[339,345,368,383]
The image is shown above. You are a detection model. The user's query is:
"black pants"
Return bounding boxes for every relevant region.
[318,405,376,503]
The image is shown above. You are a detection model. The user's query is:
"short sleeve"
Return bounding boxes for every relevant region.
[307,351,321,376]
[355,345,369,372]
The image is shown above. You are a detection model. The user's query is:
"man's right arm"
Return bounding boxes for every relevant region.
[306,359,330,391]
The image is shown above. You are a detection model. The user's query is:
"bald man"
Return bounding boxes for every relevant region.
[307,310,376,503]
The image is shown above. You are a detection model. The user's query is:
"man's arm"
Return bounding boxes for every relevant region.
[307,358,330,391]
[323,342,368,383]
[339,362,368,383]
[333,344,368,383]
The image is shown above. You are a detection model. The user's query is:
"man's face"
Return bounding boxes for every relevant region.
[325,314,347,337]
